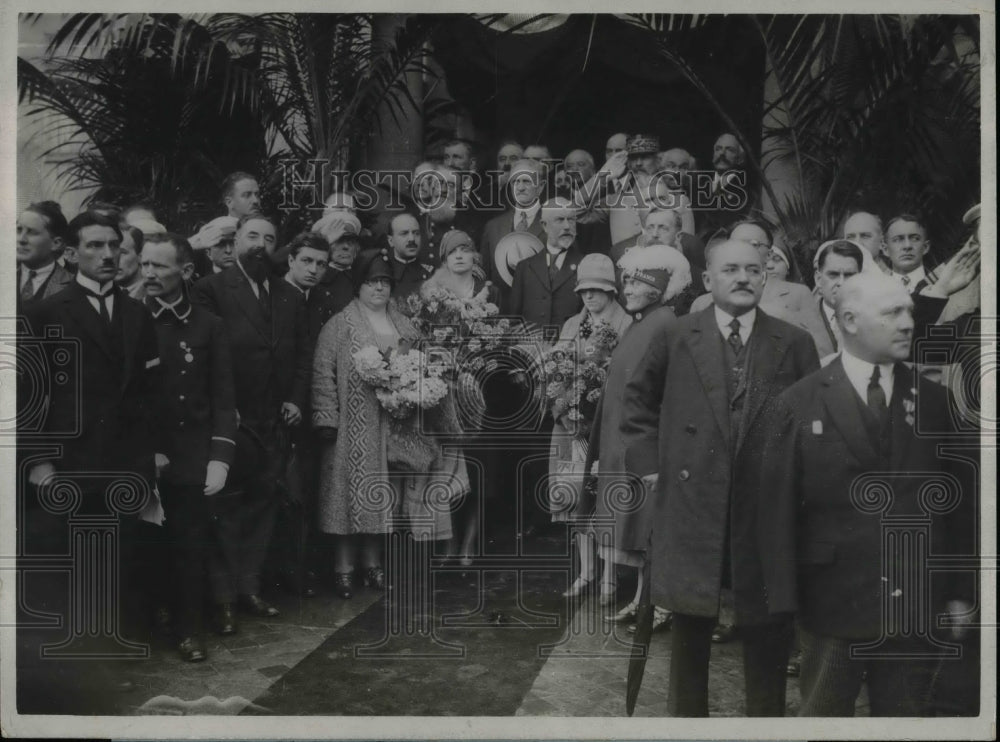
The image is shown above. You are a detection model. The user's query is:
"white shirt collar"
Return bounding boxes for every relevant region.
[840,347,894,405]
[714,305,756,344]
[514,201,541,226]
[21,260,56,288]
[76,272,113,295]
[393,252,416,265]
[891,264,926,291]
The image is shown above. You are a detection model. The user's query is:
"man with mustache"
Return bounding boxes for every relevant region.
[410,164,486,264]
[760,272,976,716]
[191,213,310,633]
[619,238,819,716]
[385,212,434,300]
[141,232,237,662]
[508,197,584,333]
[24,210,162,646]
[698,133,754,241]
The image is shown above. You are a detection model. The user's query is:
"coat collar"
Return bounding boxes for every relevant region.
[146,293,192,323]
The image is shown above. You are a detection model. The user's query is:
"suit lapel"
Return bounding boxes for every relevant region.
[67,283,115,361]
[738,312,790,451]
[228,269,270,343]
[550,248,580,292]
[686,309,732,448]
[889,363,916,471]
[820,358,879,467]
[118,294,142,389]
[527,252,550,288]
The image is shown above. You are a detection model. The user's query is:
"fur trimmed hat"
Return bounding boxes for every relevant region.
[617,243,692,302]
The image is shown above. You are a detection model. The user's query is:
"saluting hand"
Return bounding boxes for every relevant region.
[281,402,302,426]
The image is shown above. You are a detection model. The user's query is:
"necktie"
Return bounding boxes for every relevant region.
[257,280,271,319]
[548,250,563,280]
[516,212,529,232]
[900,274,911,288]
[81,285,112,324]
[20,270,37,301]
[867,365,889,427]
[727,318,743,355]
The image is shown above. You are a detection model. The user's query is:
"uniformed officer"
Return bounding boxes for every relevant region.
[385,212,434,299]
[141,232,237,662]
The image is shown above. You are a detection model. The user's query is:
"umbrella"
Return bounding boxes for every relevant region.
[625,558,653,716]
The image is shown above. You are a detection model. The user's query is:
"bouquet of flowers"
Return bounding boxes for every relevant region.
[400,282,513,429]
[352,344,450,420]
[534,318,621,440]
[353,343,455,472]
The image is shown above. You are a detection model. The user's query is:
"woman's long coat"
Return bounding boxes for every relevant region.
[311,299,461,537]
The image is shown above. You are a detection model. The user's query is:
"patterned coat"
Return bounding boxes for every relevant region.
[546,302,632,520]
[311,299,462,537]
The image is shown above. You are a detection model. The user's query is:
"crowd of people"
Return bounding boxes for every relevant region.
[15,130,983,717]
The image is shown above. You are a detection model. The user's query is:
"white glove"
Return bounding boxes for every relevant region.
[204,460,230,496]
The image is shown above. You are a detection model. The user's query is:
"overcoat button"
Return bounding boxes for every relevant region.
[679,470,690,481]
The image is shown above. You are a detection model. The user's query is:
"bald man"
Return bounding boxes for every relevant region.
[760,272,976,716]
[842,210,890,270]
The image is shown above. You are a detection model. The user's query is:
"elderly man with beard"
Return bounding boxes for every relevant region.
[509,197,584,332]
[619,238,819,716]
[191,213,310,632]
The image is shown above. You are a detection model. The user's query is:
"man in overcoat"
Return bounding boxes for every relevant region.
[759,272,976,716]
[619,238,819,716]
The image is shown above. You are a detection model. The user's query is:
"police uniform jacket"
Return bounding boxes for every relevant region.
[387,252,434,300]
[147,294,237,486]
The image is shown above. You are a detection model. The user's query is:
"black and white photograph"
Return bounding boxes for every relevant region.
[1,4,994,739]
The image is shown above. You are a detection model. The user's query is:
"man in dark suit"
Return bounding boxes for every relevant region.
[382,212,434,300]
[191,213,310,632]
[760,272,976,716]
[619,238,820,716]
[141,232,237,662]
[883,213,937,292]
[479,158,548,307]
[16,201,75,311]
[311,222,360,327]
[508,197,583,333]
[24,210,161,639]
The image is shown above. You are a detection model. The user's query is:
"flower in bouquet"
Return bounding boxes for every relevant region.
[352,345,451,419]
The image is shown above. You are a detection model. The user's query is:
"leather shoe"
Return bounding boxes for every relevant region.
[711,623,736,643]
[333,572,353,599]
[562,576,592,598]
[214,603,238,636]
[178,636,207,663]
[238,593,280,617]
